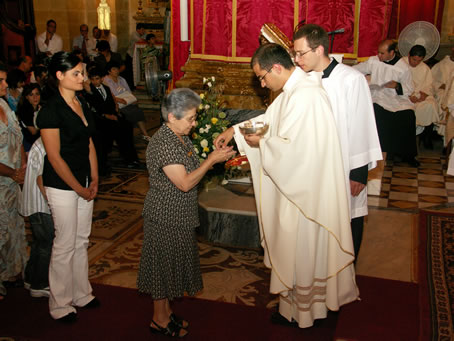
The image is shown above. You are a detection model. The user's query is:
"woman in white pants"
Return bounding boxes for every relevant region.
[37,52,99,323]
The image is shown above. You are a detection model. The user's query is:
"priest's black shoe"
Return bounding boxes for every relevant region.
[57,312,77,323]
[404,157,420,168]
[83,297,100,308]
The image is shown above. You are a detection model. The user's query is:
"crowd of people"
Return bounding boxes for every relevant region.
[0,17,454,337]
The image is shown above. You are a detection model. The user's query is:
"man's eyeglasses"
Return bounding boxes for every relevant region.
[292,49,314,58]
[258,68,272,82]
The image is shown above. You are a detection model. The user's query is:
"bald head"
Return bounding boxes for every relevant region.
[378,39,397,62]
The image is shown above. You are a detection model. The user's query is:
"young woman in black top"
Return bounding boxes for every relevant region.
[16,83,41,151]
[36,51,99,323]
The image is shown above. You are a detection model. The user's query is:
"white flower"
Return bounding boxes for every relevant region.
[201,153,207,158]
[194,148,199,154]
[199,128,204,133]
[221,179,228,185]
[200,139,208,148]
[207,82,212,88]
[211,76,215,82]
[205,104,210,110]
[203,77,207,83]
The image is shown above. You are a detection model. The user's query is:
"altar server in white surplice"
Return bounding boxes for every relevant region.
[431,48,454,113]
[214,43,358,328]
[292,24,382,262]
[353,40,419,167]
[403,45,441,131]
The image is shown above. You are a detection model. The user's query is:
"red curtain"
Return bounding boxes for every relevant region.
[357,0,394,58]
[170,0,191,87]
[388,0,445,38]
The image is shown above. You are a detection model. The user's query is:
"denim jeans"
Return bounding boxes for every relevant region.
[24,212,55,289]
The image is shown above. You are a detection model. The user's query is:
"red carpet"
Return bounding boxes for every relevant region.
[0,275,418,340]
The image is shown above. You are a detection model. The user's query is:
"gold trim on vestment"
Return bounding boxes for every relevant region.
[353,0,360,57]
[190,53,251,62]
[232,0,237,57]
[202,0,207,54]
[294,0,299,32]
[434,0,440,26]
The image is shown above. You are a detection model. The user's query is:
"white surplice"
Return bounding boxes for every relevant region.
[432,56,454,109]
[233,68,358,328]
[402,57,441,127]
[353,56,414,112]
[318,61,382,219]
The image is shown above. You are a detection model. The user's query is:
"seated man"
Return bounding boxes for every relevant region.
[94,40,125,75]
[36,19,62,57]
[82,66,142,175]
[403,45,441,146]
[353,40,418,167]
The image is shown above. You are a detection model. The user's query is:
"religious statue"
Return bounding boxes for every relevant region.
[97,0,111,30]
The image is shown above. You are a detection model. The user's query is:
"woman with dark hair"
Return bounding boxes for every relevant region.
[0,63,27,299]
[6,69,26,112]
[16,83,41,151]
[36,51,99,323]
[137,88,235,337]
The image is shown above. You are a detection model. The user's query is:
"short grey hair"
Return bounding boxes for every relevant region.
[161,88,201,122]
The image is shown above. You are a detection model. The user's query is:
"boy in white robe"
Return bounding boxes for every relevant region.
[402,45,441,143]
[431,47,454,112]
[214,43,358,328]
[292,24,382,262]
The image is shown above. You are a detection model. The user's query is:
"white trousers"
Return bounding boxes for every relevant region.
[46,187,94,319]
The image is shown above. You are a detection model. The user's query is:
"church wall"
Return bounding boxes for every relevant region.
[441,0,454,43]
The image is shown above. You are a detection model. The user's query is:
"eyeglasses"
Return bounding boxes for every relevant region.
[258,68,272,82]
[292,49,314,58]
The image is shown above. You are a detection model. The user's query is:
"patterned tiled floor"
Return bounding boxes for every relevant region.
[368,155,454,211]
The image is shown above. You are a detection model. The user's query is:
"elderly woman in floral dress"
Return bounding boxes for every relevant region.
[137,88,235,337]
[0,63,27,299]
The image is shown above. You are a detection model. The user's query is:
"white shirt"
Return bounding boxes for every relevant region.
[353,55,414,112]
[318,60,382,219]
[20,138,51,216]
[127,31,145,57]
[36,31,63,56]
[106,33,118,52]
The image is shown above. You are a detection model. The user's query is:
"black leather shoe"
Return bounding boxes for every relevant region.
[405,157,420,168]
[83,297,100,308]
[57,312,77,323]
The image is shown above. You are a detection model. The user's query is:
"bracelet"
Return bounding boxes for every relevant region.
[12,169,19,182]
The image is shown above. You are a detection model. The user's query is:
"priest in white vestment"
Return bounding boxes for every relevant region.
[402,45,441,134]
[214,43,358,328]
[292,24,382,261]
[353,40,418,167]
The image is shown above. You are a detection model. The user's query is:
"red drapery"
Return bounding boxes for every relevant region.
[170,0,446,83]
[388,0,444,38]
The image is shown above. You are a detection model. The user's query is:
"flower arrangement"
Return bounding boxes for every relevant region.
[191,76,230,162]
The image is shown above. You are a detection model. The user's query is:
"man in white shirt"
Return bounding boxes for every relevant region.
[353,40,418,167]
[72,24,95,60]
[403,45,441,147]
[292,24,382,263]
[102,29,118,52]
[214,43,358,328]
[36,19,63,57]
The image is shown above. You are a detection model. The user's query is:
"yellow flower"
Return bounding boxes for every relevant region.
[198,104,203,110]
[192,132,198,139]
[203,147,210,152]
[200,93,205,99]
[211,117,218,124]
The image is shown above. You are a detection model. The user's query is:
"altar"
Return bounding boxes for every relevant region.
[197,183,261,249]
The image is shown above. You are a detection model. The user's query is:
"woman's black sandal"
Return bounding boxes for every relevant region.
[170,313,189,329]
[149,319,187,338]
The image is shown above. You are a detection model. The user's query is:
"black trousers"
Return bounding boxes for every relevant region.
[373,103,417,158]
[94,117,138,173]
[351,216,364,264]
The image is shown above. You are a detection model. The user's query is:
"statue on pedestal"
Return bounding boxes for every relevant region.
[97,0,111,30]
